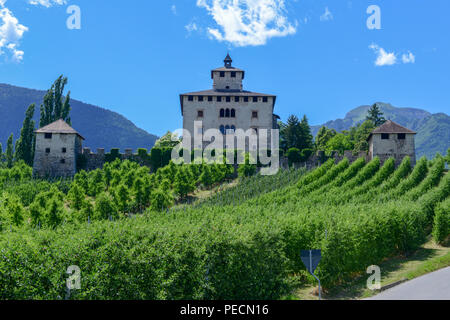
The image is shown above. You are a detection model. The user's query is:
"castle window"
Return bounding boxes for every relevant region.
[231,71,236,78]
[217,96,222,102]
[45,133,52,139]
[60,159,66,164]
[252,127,258,134]
[234,96,239,102]
[198,96,204,102]
[231,125,236,132]
[231,109,236,118]
[244,97,249,102]
[220,71,225,77]
[197,110,204,118]
[252,97,258,102]
[208,96,213,102]
[381,133,390,140]
[188,96,194,101]
[220,125,225,134]
[252,111,258,118]
[62,147,67,153]
[263,97,268,103]
[220,109,225,118]
[226,96,231,102]
[225,125,231,134]
[45,148,50,154]
[225,109,230,118]
[398,133,406,140]
[226,86,230,89]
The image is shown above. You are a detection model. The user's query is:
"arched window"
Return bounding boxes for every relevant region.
[220,125,225,134]
[225,125,230,134]
[231,125,236,133]
[231,109,235,118]
[220,109,225,118]
[225,109,230,118]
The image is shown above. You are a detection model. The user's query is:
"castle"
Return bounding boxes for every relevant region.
[32,56,417,178]
[180,54,279,149]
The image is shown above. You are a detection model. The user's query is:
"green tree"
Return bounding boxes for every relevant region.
[5,133,14,168]
[349,120,375,154]
[446,148,450,166]
[68,183,86,211]
[154,131,180,148]
[315,126,337,151]
[174,167,195,199]
[150,188,174,211]
[366,103,386,127]
[238,153,257,178]
[298,115,314,150]
[15,104,36,166]
[325,133,353,155]
[45,196,64,228]
[286,148,301,166]
[0,143,3,164]
[39,75,71,127]
[280,115,301,152]
[114,183,130,213]
[94,192,118,220]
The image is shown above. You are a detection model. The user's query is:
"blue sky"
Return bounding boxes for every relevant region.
[0,0,449,136]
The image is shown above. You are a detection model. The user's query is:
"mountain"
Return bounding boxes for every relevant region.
[0,84,158,153]
[311,103,449,159]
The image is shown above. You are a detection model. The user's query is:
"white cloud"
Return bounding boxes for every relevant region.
[196,0,297,47]
[369,43,416,67]
[0,6,29,62]
[320,7,333,21]
[369,43,397,66]
[185,21,198,33]
[28,0,67,7]
[0,0,66,62]
[402,51,415,64]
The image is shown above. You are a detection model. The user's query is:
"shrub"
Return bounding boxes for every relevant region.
[433,198,450,244]
[286,148,301,166]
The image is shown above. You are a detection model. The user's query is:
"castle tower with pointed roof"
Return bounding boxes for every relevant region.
[33,119,84,177]
[180,54,279,149]
[368,120,416,166]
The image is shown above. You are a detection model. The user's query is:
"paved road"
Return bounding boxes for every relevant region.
[367,267,450,300]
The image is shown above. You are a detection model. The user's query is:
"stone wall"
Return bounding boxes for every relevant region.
[80,148,149,171]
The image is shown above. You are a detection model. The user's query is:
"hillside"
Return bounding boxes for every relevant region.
[311,103,449,159]
[0,84,158,152]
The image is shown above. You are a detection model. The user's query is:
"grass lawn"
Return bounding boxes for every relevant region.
[288,236,450,300]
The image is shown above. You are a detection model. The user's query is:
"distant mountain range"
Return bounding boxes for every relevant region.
[311,102,450,159]
[0,84,158,153]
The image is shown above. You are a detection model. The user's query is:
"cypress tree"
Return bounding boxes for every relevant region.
[39,75,71,127]
[15,104,36,166]
[6,133,14,168]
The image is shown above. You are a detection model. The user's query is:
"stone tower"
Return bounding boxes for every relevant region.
[368,120,416,166]
[33,119,84,177]
[180,54,279,149]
